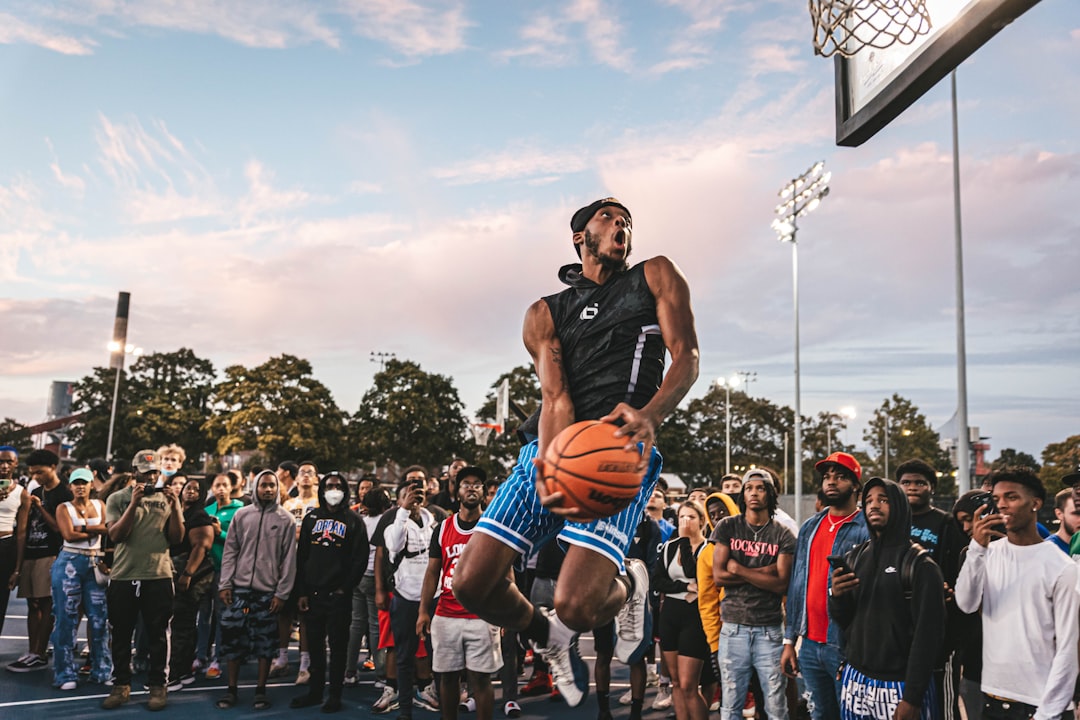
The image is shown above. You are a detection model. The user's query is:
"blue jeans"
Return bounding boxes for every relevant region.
[719,623,788,720]
[799,639,844,720]
[50,550,112,685]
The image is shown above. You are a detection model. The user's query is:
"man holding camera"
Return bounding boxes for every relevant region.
[384,468,440,719]
[101,449,185,711]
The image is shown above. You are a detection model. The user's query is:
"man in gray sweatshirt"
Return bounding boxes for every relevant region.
[216,470,297,710]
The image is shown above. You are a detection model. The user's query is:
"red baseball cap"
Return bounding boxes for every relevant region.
[815,452,862,481]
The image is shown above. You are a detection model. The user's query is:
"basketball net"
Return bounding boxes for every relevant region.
[472,423,501,447]
[809,0,931,58]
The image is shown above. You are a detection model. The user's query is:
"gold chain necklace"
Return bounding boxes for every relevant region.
[826,509,858,532]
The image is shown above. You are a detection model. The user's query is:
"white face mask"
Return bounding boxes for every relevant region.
[324,489,345,506]
[160,468,177,478]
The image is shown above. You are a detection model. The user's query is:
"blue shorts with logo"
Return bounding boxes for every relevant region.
[475,439,663,572]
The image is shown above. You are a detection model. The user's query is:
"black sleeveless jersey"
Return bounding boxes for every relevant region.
[542,261,666,421]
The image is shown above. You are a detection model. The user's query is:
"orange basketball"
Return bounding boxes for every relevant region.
[542,420,645,522]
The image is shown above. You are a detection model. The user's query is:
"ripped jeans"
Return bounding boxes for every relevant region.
[50,550,112,685]
[718,622,789,720]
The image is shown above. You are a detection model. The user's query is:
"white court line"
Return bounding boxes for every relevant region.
[0,681,314,708]
[1,635,29,640]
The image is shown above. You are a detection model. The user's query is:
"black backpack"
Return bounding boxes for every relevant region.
[846,541,929,600]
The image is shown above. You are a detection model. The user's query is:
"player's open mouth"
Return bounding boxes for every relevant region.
[613,229,627,248]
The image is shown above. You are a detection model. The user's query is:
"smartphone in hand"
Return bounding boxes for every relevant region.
[827,555,854,575]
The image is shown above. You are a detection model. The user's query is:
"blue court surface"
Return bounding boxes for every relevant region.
[0,596,653,720]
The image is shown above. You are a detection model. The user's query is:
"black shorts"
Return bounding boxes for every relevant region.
[658,596,710,660]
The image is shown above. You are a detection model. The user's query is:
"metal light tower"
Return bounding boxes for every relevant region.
[105,292,142,461]
[715,375,741,476]
[773,161,831,525]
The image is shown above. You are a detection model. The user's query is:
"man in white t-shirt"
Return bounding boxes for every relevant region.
[955,466,1078,720]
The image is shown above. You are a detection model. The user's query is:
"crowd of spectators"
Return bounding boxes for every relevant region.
[2,440,1079,720]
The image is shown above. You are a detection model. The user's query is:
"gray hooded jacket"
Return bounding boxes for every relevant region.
[219,470,297,599]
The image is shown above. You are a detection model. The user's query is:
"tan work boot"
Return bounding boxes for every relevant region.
[101,684,131,709]
[148,685,167,711]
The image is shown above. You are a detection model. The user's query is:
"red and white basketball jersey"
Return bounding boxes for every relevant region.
[437,515,479,619]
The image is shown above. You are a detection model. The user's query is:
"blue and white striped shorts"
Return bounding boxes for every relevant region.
[839,663,938,720]
[475,439,663,572]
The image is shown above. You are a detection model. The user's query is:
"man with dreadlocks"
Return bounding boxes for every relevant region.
[712,468,795,720]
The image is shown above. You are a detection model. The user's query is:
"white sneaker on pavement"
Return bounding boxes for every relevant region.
[652,685,673,710]
[530,608,589,708]
[614,558,652,664]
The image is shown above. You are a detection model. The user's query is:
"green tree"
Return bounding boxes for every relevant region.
[1039,435,1080,496]
[655,387,800,491]
[352,358,469,470]
[205,355,348,469]
[0,418,34,457]
[863,394,954,493]
[472,366,541,476]
[70,366,127,459]
[70,348,217,464]
[126,349,217,462]
[990,448,1040,472]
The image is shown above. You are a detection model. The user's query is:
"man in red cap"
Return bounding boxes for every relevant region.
[781,452,870,720]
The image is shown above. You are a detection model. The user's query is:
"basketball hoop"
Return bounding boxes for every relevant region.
[810,0,932,57]
[472,422,501,447]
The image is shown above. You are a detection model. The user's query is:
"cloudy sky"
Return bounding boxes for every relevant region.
[1,0,1077,461]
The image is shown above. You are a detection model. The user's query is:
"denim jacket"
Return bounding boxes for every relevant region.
[784,509,870,647]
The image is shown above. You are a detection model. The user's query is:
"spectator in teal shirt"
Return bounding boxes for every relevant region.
[201,472,245,679]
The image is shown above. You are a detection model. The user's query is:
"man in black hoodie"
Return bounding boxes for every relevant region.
[829,477,945,720]
[291,471,368,713]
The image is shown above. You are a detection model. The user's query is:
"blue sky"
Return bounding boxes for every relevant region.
[1,0,1077,463]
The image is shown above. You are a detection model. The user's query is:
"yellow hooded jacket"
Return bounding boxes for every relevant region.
[697,492,741,652]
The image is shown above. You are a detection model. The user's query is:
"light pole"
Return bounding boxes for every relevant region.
[105,340,142,461]
[882,408,890,478]
[370,351,396,371]
[951,69,971,495]
[773,161,830,525]
[715,375,741,475]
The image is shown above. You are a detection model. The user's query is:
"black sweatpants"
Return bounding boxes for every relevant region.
[303,590,353,698]
[107,578,173,686]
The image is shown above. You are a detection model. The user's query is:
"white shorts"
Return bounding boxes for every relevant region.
[430,615,503,674]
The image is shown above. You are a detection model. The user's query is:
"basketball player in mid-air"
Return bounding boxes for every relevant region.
[455,197,699,707]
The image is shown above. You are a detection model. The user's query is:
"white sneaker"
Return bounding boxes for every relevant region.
[372,686,399,713]
[531,608,589,708]
[618,688,634,705]
[652,685,673,710]
[415,684,440,711]
[459,696,477,712]
[646,667,660,687]
[504,700,522,717]
[614,559,651,664]
[60,680,77,691]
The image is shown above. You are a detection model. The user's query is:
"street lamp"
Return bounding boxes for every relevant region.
[882,408,890,478]
[827,405,857,455]
[715,375,741,475]
[773,161,831,525]
[105,341,142,461]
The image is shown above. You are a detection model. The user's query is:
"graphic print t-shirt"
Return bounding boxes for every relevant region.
[713,515,795,626]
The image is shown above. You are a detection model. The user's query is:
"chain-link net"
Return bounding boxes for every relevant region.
[810,0,932,57]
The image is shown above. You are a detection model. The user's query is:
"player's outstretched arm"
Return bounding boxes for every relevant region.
[523,299,579,516]
[603,256,699,457]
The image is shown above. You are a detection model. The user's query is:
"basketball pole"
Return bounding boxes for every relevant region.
[951,70,971,494]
